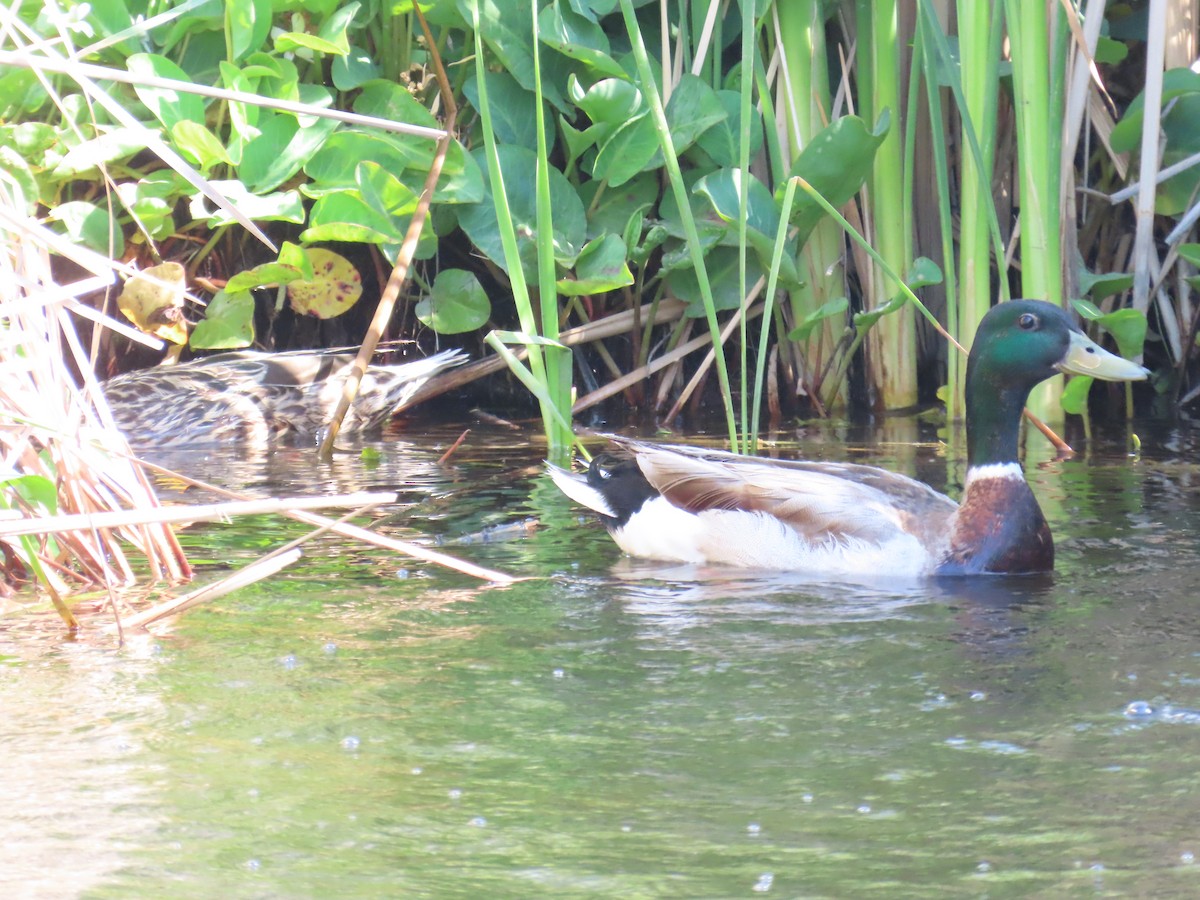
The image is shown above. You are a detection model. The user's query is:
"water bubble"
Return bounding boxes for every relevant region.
[340,736,360,751]
[747,822,761,836]
[280,654,298,670]
[250,736,263,746]
[856,804,871,815]
[448,788,463,800]
[469,816,487,827]
[976,861,991,873]
[396,569,410,579]
[323,642,337,655]
[801,793,813,804]
[969,691,987,702]
[620,824,632,833]
[244,859,261,872]
[552,667,565,678]
[411,767,423,775]
[181,719,193,729]
[1182,851,1195,864]
[1124,701,1154,718]
[247,788,259,799]
[752,872,774,893]
[1127,672,1137,681]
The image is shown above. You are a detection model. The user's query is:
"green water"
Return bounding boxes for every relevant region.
[4,420,1200,898]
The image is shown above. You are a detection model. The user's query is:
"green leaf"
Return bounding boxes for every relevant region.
[4,122,56,158]
[356,162,438,257]
[0,69,46,119]
[907,257,943,288]
[333,45,381,90]
[188,180,305,226]
[1060,374,1094,416]
[787,297,850,343]
[1077,268,1133,301]
[459,144,587,278]
[305,130,419,188]
[190,290,255,349]
[226,241,315,292]
[462,71,542,150]
[318,2,360,53]
[0,471,58,514]
[226,0,273,61]
[591,112,657,186]
[489,330,568,349]
[239,114,339,193]
[1178,243,1200,267]
[784,111,890,245]
[693,167,800,287]
[127,54,207,131]
[302,190,401,243]
[275,31,346,55]
[116,172,183,240]
[170,120,233,171]
[572,76,643,145]
[465,0,569,111]
[666,246,766,316]
[1070,299,1148,360]
[557,233,633,295]
[579,171,656,240]
[353,79,441,129]
[853,292,907,335]
[1112,67,1200,153]
[53,126,153,177]
[538,0,625,78]
[662,74,727,154]
[416,269,492,333]
[0,146,39,212]
[694,89,764,167]
[49,200,125,256]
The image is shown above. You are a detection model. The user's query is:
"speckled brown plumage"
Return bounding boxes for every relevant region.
[102,348,465,448]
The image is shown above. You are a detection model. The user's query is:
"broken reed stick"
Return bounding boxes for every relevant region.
[123,496,397,628]
[318,3,458,457]
[403,298,691,408]
[0,492,401,538]
[122,549,304,629]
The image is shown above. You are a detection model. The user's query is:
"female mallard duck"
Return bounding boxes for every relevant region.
[102,348,465,448]
[548,300,1148,576]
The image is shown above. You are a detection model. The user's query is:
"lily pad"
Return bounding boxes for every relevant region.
[416,269,491,333]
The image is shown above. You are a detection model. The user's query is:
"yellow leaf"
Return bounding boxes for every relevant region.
[117,261,189,344]
[286,248,363,319]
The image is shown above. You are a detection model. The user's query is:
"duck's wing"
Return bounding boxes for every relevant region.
[611,438,957,550]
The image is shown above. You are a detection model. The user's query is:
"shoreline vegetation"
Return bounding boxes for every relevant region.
[2,2,1195,629]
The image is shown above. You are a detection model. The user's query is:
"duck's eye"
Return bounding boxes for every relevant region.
[1017,313,1039,331]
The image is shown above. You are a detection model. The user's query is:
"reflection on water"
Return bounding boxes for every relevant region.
[4,418,1200,896]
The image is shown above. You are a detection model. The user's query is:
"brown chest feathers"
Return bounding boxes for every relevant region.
[937,474,1053,575]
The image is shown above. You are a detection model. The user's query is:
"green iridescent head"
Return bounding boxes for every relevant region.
[965,299,1148,465]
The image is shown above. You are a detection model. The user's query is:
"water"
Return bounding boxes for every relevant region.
[4,418,1200,898]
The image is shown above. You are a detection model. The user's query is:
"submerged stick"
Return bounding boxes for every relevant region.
[122,549,304,629]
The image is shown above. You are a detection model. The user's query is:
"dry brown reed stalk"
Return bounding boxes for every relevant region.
[0,187,191,626]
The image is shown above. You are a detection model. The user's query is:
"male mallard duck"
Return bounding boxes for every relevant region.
[548,300,1148,576]
[102,348,466,448]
